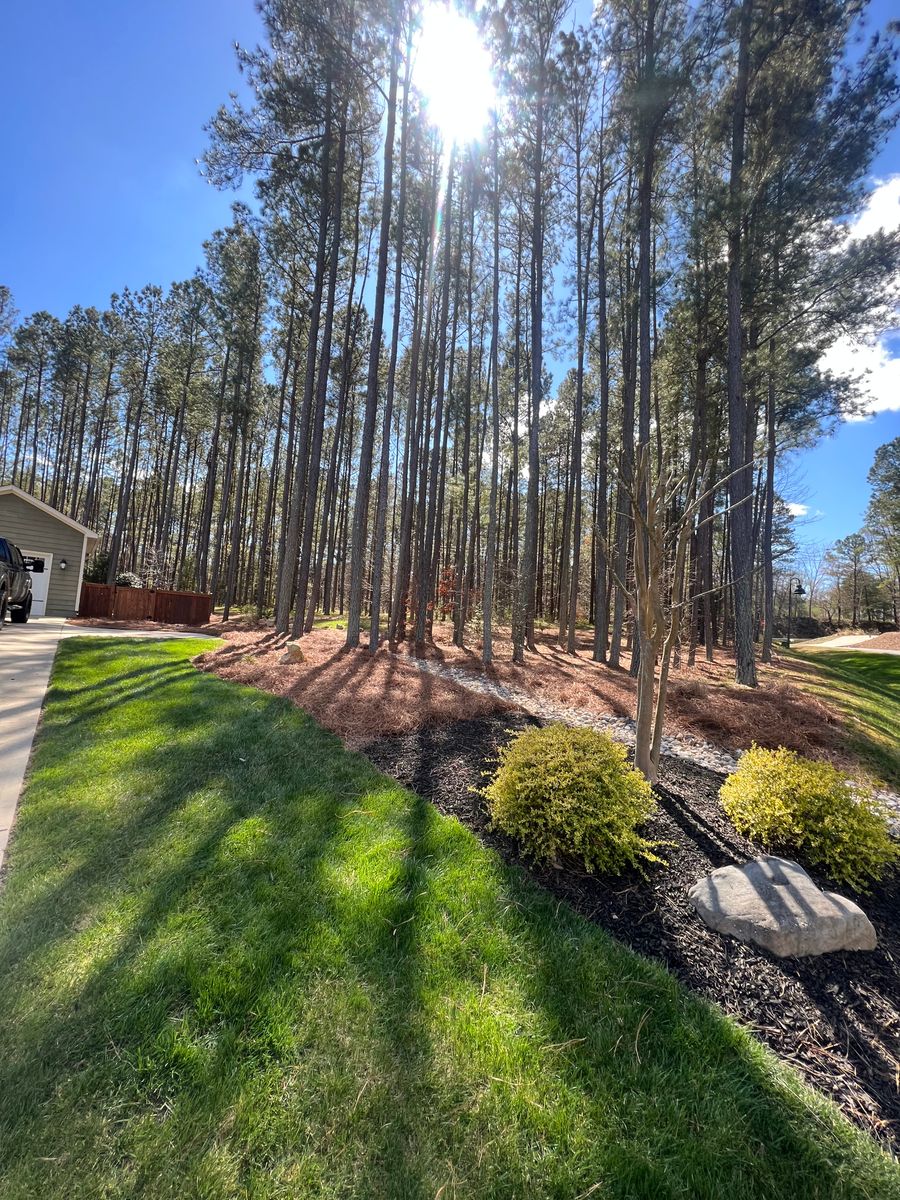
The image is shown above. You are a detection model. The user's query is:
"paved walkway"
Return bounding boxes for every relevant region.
[0,617,214,868]
[792,633,900,656]
[792,633,875,649]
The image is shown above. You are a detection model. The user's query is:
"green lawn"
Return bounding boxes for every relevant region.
[789,649,900,789]
[0,639,897,1199]
[311,614,364,631]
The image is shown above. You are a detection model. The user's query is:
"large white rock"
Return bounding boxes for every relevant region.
[689,855,877,957]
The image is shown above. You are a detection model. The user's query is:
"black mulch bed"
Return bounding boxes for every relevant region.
[360,712,900,1154]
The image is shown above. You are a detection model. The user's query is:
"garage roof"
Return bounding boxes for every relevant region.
[0,485,99,540]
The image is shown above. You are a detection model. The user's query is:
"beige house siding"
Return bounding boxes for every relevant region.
[0,493,87,616]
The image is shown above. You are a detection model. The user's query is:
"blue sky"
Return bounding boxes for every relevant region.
[790,0,900,548]
[0,0,897,549]
[0,0,263,315]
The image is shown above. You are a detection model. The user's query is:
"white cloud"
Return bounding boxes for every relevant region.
[820,334,900,418]
[846,175,900,241]
[786,502,809,517]
[821,175,900,418]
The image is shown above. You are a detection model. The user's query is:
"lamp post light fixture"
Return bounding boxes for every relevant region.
[785,578,806,649]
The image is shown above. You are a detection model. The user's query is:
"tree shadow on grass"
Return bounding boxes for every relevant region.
[0,640,896,1198]
[361,716,900,1172]
[791,651,900,785]
[0,641,442,1196]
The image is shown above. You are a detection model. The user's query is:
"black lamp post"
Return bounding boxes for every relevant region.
[785,578,806,648]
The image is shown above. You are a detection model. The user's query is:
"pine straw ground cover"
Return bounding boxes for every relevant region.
[401,624,856,765]
[193,625,510,739]
[860,631,900,652]
[66,617,217,633]
[199,624,868,772]
[1,637,898,1198]
[66,614,234,635]
[196,620,860,773]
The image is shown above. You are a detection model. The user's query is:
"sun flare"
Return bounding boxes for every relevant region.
[414,4,496,147]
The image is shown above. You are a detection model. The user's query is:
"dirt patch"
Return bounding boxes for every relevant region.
[193,627,510,740]
[361,713,900,1152]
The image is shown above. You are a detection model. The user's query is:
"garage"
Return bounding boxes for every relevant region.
[0,486,98,617]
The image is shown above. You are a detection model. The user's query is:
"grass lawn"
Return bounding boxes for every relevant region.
[311,615,367,632]
[0,640,897,1199]
[787,649,900,789]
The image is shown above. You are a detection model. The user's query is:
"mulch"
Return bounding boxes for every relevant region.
[360,712,900,1154]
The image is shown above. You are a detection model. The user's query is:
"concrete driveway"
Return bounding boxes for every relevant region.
[0,618,67,866]
[0,616,214,868]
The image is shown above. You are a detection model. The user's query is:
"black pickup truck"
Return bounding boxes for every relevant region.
[0,537,33,625]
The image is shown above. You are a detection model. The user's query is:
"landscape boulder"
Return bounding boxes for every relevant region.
[282,640,305,664]
[689,855,877,957]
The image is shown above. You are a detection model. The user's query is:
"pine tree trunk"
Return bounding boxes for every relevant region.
[483,115,502,665]
[367,28,404,650]
[275,77,333,632]
[726,0,758,686]
[346,37,399,649]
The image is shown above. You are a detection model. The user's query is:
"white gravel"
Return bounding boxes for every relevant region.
[410,658,740,774]
[409,656,900,834]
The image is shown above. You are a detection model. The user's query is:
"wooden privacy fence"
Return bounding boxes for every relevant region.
[79,583,212,625]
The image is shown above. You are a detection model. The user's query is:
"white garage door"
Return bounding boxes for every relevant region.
[22,551,52,617]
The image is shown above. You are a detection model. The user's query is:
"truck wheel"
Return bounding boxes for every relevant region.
[10,595,31,623]
[0,590,7,627]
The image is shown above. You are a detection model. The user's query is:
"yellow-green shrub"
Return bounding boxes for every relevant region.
[481,724,662,875]
[720,745,899,893]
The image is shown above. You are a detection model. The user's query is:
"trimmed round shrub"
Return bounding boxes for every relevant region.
[720,745,899,893]
[481,724,662,875]
[115,571,143,588]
